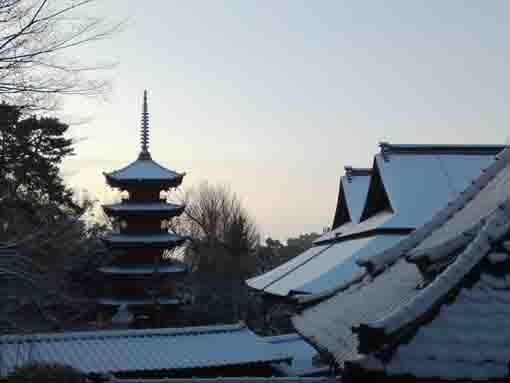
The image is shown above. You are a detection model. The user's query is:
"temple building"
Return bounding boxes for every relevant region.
[293,145,510,381]
[99,91,188,325]
[247,143,505,300]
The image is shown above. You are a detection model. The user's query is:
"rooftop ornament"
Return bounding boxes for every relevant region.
[138,90,151,160]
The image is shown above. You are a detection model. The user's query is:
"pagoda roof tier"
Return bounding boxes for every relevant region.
[103,158,185,189]
[98,297,181,306]
[101,233,188,248]
[102,202,185,218]
[99,264,188,275]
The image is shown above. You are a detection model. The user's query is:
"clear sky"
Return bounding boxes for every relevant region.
[61,1,510,241]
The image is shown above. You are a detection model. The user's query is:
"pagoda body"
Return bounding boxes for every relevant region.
[99,91,188,324]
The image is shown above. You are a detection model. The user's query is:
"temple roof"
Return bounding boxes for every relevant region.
[247,143,503,298]
[0,323,291,375]
[293,146,510,381]
[103,158,184,188]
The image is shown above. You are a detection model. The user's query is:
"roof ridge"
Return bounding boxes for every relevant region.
[379,142,505,157]
[344,166,372,180]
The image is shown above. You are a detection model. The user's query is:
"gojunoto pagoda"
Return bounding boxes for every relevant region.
[99,91,188,325]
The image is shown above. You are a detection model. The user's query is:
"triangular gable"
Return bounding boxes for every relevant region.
[331,181,351,230]
[359,160,393,221]
[332,168,372,230]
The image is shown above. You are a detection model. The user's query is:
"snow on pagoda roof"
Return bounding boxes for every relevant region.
[102,233,187,248]
[102,202,185,217]
[99,264,188,274]
[98,297,181,306]
[0,323,291,376]
[294,146,510,380]
[104,158,184,184]
[103,91,185,188]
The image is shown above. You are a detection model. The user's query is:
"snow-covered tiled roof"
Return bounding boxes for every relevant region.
[293,146,510,381]
[0,323,291,376]
[264,334,328,377]
[113,378,333,383]
[372,152,497,228]
[246,245,332,293]
[250,234,406,297]
[104,158,184,188]
[249,144,503,300]
[292,259,423,367]
[315,211,394,244]
[355,269,510,380]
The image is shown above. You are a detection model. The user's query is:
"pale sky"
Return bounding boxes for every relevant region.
[61,1,510,241]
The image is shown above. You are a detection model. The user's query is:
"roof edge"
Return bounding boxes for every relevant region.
[379,142,505,158]
[0,322,248,343]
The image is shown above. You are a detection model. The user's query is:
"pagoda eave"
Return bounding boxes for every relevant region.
[102,203,185,218]
[99,265,188,275]
[104,174,184,190]
[98,297,181,306]
[101,234,187,249]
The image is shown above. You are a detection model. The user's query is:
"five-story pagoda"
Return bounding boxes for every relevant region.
[99,91,188,324]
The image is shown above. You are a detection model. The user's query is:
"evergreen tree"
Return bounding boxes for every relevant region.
[0,103,82,235]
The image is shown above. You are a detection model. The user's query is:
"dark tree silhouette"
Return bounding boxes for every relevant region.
[172,182,260,276]
[0,0,122,109]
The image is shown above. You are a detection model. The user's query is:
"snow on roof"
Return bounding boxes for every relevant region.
[264,334,328,377]
[343,169,371,224]
[104,158,184,186]
[294,146,510,380]
[0,323,291,376]
[260,234,406,297]
[331,168,371,230]
[292,259,423,367]
[246,245,332,292]
[378,142,505,156]
[317,150,498,244]
[315,211,394,244]
[249,144,502,299]
[246,212,400,297]
[372,152,497,228]
[113,378,333,383]
[355,270,510,380]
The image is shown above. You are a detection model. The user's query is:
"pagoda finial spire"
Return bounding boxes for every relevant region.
[138,90,151,160]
